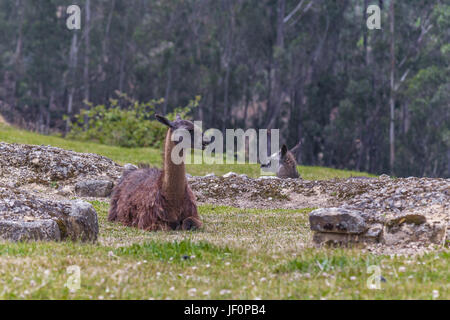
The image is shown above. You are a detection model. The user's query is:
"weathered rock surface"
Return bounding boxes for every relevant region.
[75,180,114,197]
[0,220,61,241]
[0,142,122,187]
[312,232,378,247]
[0,142,448,249]
[306,176,449,247]
[309,208,367,234]
[0,142,118,242]
[0,185,98,242]
[188,173,449,248]
[382,220,446,246]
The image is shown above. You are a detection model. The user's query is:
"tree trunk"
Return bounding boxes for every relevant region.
[118,7,130,93]
[11,0,24,106]
[118,42,127,92]
[46,90,54,134]
[102,0,115,65]
[83,0,91,103]
[66,32,79,134]
[389,0,395,174]
[82,0,91,130]
[243,79,249,128]
[100,0,115,99]
[447,148,450,178]
[38,82,44,133]
[265,0,285,129]
[222,0,235,132]
[222,63,231,131]
[163,65,172,115]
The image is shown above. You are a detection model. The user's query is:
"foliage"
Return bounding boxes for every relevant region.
[66,92,199,148]
[0,0,448,177]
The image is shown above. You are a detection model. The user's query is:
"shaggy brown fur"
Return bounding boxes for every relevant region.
[277,146,300,178]
[108,115,204,231]
[261,144,300,179]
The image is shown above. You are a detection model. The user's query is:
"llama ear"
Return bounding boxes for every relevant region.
[155,114,173,128]
[281,144,288,156]
[176,114,182,121]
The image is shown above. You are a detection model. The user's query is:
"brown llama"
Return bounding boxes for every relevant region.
[108,114,209,231]
[260,144,300,179]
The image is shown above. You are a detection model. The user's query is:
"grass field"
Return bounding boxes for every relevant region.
[0,124,448,299]
[0,203,448,299]
[0,124,375,179]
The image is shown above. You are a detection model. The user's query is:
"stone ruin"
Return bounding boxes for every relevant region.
[0,142,448,248]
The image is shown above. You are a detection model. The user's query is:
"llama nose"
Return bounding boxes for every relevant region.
[202,138,212,149]
[260,162,269,168]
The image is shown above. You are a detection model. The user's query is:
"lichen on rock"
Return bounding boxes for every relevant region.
[0,142,122,187]
[0,184,98,242]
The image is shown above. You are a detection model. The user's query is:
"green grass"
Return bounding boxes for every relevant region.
[0,124,161,166]
[0,202,448,299]
[1,124,446,299]
[0,124,375,179]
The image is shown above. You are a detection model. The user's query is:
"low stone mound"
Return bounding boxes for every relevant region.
[189,173,390,209]
[0,184,98,242]
[189,173,449,247]
[0,142,122,187]
[309,176,449,247]
[189,173,332,209]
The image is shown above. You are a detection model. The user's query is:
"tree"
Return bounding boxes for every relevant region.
[0,0,448,177]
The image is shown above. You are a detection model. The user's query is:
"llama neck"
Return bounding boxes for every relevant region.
[162,128,186,203]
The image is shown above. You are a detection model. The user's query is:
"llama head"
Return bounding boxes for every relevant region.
[260,144,299,178]
[155,114,210,150]
[260,144,288,169]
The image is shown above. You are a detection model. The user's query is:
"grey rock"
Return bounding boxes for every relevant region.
[0,220,61,241]
[312,232,377,247]
[258,175,278,180]
[382,221,446,245]
[123,163,138,171]
[309,208,367,234]
[386,213,426,227]
[0,142,122,186]
[64,200,99,242]
[56,185,73,196]
[365,224,383,239]
[75,180,114,197]
[188,173,449,247]
[223,172,237,178]
[0,185,98,242]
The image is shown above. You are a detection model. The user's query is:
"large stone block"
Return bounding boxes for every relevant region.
[309,207,368,234]
[75,180,114,197]
[0,185,98,242]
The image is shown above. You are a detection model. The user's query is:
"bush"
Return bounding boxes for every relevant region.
[67,92,199,148]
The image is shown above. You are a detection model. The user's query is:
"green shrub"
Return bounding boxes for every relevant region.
[67,92,199,148]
